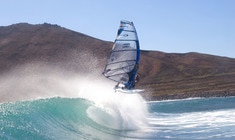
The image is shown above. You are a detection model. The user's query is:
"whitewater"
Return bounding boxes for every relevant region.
[0,65,235,140]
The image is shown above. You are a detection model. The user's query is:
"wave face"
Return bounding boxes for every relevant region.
[1,96,235,140]
[0,95,149,140]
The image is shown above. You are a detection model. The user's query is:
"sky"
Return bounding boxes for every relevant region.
[1,0,235,58]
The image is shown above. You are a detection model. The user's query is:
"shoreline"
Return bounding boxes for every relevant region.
[141,90,235,101]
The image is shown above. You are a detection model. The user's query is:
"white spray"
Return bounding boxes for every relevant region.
[0,63,149,130]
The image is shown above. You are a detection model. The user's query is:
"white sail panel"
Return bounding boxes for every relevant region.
[103,20,140,85]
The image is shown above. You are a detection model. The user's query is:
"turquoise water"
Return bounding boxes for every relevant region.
[0,95,235,140]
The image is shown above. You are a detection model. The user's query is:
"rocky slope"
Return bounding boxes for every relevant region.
[138,51,235,100]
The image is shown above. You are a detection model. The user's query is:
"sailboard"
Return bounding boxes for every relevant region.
[103,20,143,93]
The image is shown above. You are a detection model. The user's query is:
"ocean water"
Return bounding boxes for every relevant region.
[1,94,235,140]
[0,68,234,139]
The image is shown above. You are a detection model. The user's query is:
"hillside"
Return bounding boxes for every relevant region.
[0,23,111,74]
[138,51,235,100]
[1,23,235,100]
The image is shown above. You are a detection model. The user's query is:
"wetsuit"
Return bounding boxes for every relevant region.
[123,64,138,89]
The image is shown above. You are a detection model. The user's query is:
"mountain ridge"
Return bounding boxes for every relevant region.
[1,23,235,100]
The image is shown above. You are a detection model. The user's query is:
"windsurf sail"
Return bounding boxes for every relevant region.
[103,20,140,89]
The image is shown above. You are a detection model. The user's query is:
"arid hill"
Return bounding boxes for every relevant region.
[0,23,111,74]
[139,51,235,100]
[1,23,235,100]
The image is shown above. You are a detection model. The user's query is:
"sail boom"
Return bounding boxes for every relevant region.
[104,63,136,73]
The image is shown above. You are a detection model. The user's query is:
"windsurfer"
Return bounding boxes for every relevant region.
[125,64,139,89]
[103,20,141,93]
[121,66,140,90]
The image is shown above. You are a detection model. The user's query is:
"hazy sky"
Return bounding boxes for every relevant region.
[1,0,235,58]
